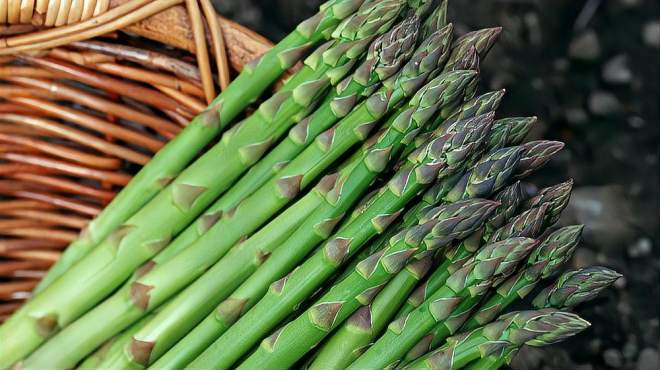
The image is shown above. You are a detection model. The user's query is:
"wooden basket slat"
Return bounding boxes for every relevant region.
[0,0,273,318]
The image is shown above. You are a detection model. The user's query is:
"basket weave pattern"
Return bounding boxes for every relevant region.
[1,0,112,26]
[0,0,271,319]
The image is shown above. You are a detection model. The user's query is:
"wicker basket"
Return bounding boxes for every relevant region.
[0,0,273,320]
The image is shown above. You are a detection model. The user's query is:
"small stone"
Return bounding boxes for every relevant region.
[524,12,542,46]
[614,275,627,289]
[628,116,645,129]
[554,58,570,71]
[603,349,624,368]
[617,300,633,316]
[620,0,641,7]
[589,91,622,116]
[563,186,638,251]
[569,30,601,61]
[642,21,660,48]
[638,348,660,370]
[628,237,653,258]
[602,55,633,84]
[565,108,589,125]
[622,339,638,360]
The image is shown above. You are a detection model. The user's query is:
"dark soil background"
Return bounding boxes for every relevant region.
[216,1,660,369]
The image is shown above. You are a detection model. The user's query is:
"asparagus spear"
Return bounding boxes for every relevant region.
[187,112,494,370]
[398,141,567,317]
[144,54,471,370]
[399,195,547,318]
[358,145,524,306]
[161,70,478,369]
[32,0,367,295]
[485,116,537,151]
[238,199,499,369]
[391,25,504,165]
[347,237,538,369]
[521,179,574,228]
[405,309,590,370]
[398,177,574,365]
[462,266,620,370]
[444,27,503,71]
[308,256,435,370]
[18,5,408,369]
[77,313,155,370]
[407,0,437,17]
[461,225,584,331]
[171,67,475,364]
[401,90,506,161]
[109,12,421,367]
[123,63,477,370]
[532,266,622,310]
[420,0,448,40]
[513,140,565,181]
[143,13,427,267]
[347,112,525,269]
[308,181,524,370]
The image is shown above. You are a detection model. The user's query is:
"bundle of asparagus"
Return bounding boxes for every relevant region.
[0,1,621,369]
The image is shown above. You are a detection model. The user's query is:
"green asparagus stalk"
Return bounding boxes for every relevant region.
[403,90,506,160]
[306,171,523,370]
[18,5,408,369]
[351,112,533,263]
[420,1,448,40]
[405,309,590,370]
[398,177,574,365]
[348,90,501,228]
[396,184,526,366]
[377,147,525,312]
[485,116,537,151]
[170,69,479,367]
[188,112,494,370]
[532,266,622,310]
[415,141,566,293]
[461,225,584,331]
[392,184,524,367]
[238,199,499,369]
[392,26,505,166]
[110,13,421,368]
[521,179,574,228]
[31,0,367,296]
[463,266,620,370]
[140,12,427,268]
[400,194,547,318]
[513,140,565,180]
[406,0,436,17]
[308,256,435,370]
[347,237,538,369]
[125,48,474,370]
[77,312,155,370]
[148,51,470,370]
[444,27,502,71]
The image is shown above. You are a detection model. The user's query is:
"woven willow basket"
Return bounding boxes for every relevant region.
[0,0,273,320]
